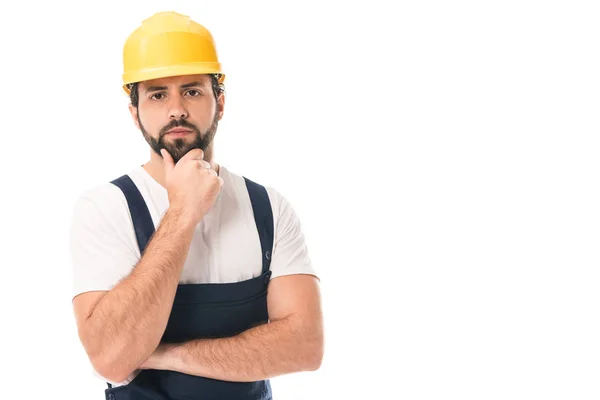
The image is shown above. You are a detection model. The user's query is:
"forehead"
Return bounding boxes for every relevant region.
[139,74,212,92]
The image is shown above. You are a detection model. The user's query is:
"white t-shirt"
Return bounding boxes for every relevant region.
[69,164,317,385]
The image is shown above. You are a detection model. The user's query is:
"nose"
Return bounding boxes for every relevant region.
[168,94,188,120]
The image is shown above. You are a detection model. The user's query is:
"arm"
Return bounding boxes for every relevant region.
[73,207,195,383]
[72,148,221,383]
[141,273,324,382]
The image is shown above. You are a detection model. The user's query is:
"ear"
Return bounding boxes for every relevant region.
[128,103,141,129]
[217,92,225,120]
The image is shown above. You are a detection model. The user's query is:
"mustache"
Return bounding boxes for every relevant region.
[159,119,201,137]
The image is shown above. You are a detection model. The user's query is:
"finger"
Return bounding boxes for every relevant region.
[197,160,212,169]
[207,168,218,176]
[181,148,204,162]
[160,149,175,175]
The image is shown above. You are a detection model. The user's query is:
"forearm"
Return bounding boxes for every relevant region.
[156,316,323,382]
[85,207,195,381]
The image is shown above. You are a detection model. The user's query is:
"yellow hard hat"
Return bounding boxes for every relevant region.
[122,11,225,95]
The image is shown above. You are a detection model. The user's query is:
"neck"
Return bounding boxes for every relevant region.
[142,148,220,189]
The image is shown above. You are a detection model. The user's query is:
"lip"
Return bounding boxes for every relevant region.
[167,128,192,135]
[166,129,193,138]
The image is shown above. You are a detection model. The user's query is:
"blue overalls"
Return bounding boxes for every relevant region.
[103,173,274,400]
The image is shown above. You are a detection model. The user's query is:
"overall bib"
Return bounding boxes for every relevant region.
[104,174,274,400]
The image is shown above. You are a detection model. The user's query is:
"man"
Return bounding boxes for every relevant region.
[70,11,323,400]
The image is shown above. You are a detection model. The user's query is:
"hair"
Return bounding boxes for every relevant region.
[127,73,225,108]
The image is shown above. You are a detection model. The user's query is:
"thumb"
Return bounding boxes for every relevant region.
[161,149,175,176]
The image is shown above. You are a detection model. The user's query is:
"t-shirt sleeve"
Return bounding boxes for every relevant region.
[69,185,141,299]
[267,188,318,280]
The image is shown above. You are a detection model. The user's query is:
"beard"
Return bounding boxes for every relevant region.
[138,109,219,164]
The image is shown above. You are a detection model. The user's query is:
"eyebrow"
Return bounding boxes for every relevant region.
[145,85,168,93]
[144,81,206,93]
[181,81,204,89]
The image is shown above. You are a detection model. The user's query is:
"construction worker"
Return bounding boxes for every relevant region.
[70,11,323,400]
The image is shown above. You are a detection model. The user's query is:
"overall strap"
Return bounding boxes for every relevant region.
[110,173,273,272]
[110,174,156,255]
[244,177,274,275]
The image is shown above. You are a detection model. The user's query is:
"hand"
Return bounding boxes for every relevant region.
[161,148,224,227]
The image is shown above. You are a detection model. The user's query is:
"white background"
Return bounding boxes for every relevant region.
[0,0,599,399]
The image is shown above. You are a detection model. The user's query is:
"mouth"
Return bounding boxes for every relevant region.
[166,128,192,137]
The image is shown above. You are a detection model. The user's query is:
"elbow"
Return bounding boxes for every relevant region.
[93,357,133,384]
[304,336,324,371]
[90,351,135,384]
[80,329,142,384]
[307,347,324,371]
[77,316,146,383]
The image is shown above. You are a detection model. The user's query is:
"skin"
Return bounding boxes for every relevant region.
[131,74,225,186]
[72,73,324,383]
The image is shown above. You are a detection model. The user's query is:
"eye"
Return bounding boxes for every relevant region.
[186,89,202,97]
[150,92,166,100]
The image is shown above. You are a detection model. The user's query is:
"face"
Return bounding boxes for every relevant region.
[130,74,224,164]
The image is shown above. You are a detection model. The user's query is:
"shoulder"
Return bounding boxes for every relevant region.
[69,172,144,297]
[72,182,125,218]
[74,181,125,211]
[234,168,305,244]
[220,165,292,221]
[239,177,316,277]
[69,171,143,231]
